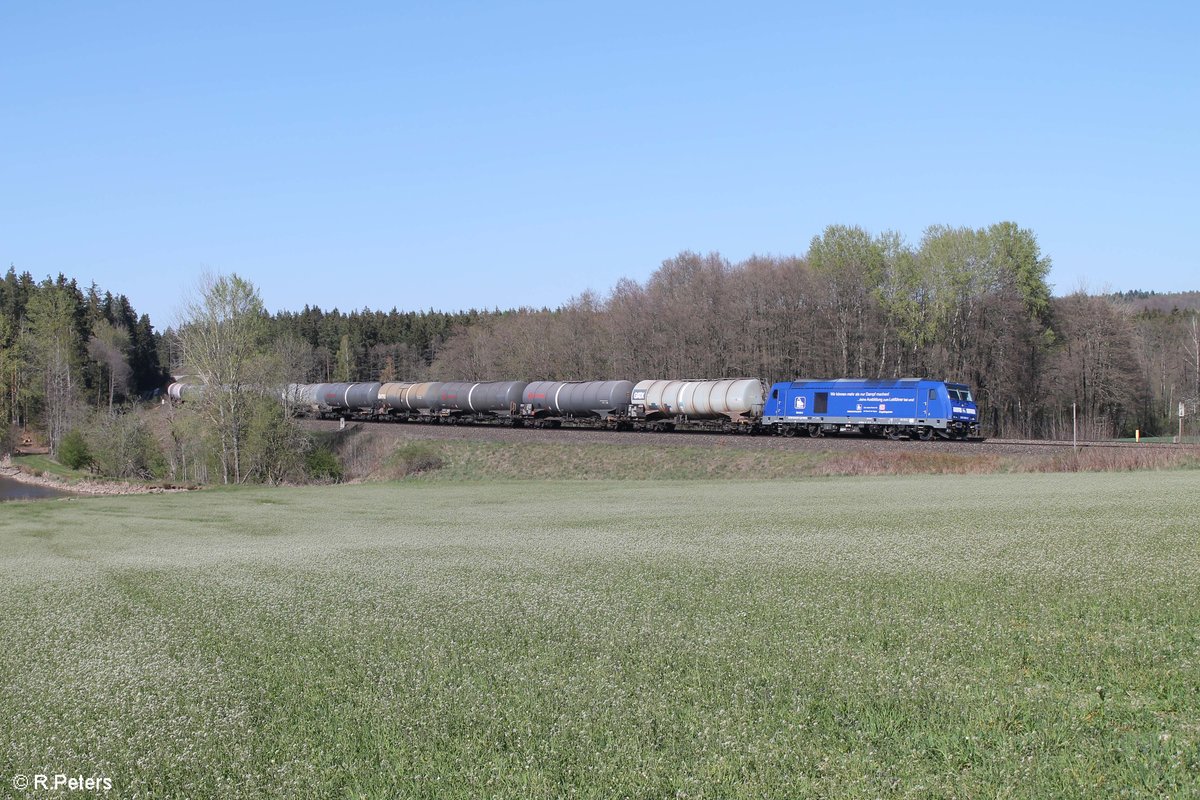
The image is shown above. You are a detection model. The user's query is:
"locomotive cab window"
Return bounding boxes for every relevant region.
[771,389,778,399]
[814,392,828,414]
[929,389,937,401]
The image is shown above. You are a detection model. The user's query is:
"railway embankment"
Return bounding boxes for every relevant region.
[305,420,1200,482]
[6,427,1197,495]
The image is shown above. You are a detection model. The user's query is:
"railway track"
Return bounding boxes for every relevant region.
[304,417,1200,460]
[984,438,1200,450]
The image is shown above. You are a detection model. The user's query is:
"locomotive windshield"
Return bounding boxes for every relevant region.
[949,387,974,403]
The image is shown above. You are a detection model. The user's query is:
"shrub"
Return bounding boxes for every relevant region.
[88,410,167,480]
[245,399,308,484]
[305,447,343,483]
[383,443,444,479]
[58,430,92,470]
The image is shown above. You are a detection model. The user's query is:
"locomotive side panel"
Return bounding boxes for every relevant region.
[765,378,979,438]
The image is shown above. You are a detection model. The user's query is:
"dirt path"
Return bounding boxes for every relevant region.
[0,455,193,496]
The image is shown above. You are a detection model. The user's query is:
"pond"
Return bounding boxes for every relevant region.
[0,475,72,502]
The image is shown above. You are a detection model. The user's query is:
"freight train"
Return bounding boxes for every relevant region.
[245,376,980,440]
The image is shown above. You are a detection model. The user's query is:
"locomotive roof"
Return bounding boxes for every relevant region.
[778,378,941,388]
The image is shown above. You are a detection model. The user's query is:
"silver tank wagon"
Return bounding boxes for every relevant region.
[318,382,382,413]
[522,380,634,418]
[437,381,528,414]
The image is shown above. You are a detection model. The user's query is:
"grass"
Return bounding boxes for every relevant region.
[9,454,88,480]
[333,436,1200,482]
[1,473,1199,798]
[1118,435,1200,444]
[8,454,193,492]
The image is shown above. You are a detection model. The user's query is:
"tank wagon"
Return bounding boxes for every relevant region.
[378,382,444,417]
[353,380,529,423]
[283,383,319,409]
[520,381,634,428]
[308,382,382,416]
[166,381,209,402]
[764,378,979,439]
[435,381,528,421]
[629,379,765,432]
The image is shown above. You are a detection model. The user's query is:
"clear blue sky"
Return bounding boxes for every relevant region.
[3,2,1196,327]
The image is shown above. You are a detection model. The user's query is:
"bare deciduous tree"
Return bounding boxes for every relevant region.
[177,272,267,484]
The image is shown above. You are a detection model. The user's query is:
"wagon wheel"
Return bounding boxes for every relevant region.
[807,424,823,438]
[917,426,935,441]
[885,426,902,440]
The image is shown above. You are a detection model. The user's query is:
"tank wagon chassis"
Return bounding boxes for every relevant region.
[266,377,983,440]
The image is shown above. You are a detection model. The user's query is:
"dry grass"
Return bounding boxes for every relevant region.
[809,450,1009,476]
[344,437,1200,483]
[1026,447,1200,473]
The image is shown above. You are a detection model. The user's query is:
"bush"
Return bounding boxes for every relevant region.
[305,447,343,483]
[59,430,92,470]
[383,443,444,479]
[245,399,308,484]
[88,410,166,480]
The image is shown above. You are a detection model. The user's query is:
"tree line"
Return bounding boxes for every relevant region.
[1,267,168,457]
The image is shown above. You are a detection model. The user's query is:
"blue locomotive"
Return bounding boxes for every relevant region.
[763,378,979,440]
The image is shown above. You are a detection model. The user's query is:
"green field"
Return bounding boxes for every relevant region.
[2,473,1198,798]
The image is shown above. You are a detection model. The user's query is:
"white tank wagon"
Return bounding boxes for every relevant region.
[282,383,321,409]
[629,379,765,430]
[166,382,205,402]
[521,381,634,427]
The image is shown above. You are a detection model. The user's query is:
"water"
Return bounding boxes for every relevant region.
[0,475,72,502]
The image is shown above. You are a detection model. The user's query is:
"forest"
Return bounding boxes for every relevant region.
[3,221,1199,483]
[0,268,168,458]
